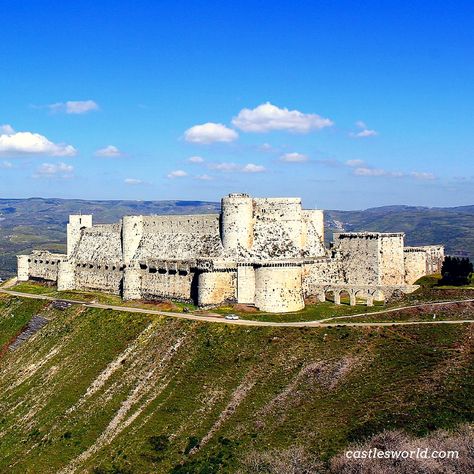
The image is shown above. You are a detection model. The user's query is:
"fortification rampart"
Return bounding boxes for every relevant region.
[17,194,444,313]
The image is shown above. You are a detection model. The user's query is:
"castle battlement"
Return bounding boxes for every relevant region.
[17,193,444,313]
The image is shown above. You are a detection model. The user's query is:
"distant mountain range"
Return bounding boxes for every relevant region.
[1,198,473,278]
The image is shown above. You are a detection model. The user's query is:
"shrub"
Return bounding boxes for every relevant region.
[440,256,473,286]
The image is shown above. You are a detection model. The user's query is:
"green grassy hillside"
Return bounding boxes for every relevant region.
[0,294,473,473]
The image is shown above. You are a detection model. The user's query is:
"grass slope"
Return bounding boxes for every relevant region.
[0,295,473,473]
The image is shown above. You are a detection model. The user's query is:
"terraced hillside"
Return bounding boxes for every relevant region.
[0,293,473,473]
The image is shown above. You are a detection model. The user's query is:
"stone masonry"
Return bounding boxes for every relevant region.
[17,193,444,313]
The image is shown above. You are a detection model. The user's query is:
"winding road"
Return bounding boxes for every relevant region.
[1,286,474,328]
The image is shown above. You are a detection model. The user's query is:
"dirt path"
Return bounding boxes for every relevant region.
[1,288,473,328]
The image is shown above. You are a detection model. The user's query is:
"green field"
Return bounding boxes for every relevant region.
[0,292,473,473]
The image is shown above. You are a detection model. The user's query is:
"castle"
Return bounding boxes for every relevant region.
[17,193,444,313]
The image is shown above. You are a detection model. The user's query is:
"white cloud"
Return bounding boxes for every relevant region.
[352,166,403,178]
[351,129,378,138]
[242,163,266,173]
[0,124,15,134]
[411,171,436,180]
[259,143,275,152]
[353,167,388,177]
[0,160,13,169]
[195,174,213,180]
[184,122,238,144]
[34,162,74,179]
[280,152,309,163]
[48,100,99,114]
[167,169,188,179]
[187,155,205,163]
[209,162,265,173]
[209,162,240,172]
[345,159,365,167]
[124,178,144,185]
[95,145,122,157]
[0,128,77,157]
[232,102,333,133]
[350,120,378,138]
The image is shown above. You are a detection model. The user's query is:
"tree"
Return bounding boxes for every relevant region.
[440,256,473,286]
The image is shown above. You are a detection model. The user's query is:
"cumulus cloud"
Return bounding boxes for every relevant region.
[95,145,122,157]
[345,159,366,167]
[0,124,15,134]
[259,143,275,152]
[124,178,144,185]
[195,174,213,180]
[232,102,333,133]
[0,127,77,157]
[187,155,205,163]
[184,122,238,144]
[48,100,99,114]
[351,165,434,180]
[352,167,395,177]
[209,161,265,173]
[242,163,266,173]
[34,162,74,179]
[209,162,240,172]
[167,169,188,179]
[0,160,13,169]
[350,120,378,138]
[280,152,309,163]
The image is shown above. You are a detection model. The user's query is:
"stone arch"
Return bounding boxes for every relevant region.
[324,288,340,304]
[339,289,350,305]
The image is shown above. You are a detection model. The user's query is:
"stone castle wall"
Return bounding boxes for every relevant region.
[331,232,405,286]
[17,193,443,313]
[19,251,65,282]
[404,248,428,284]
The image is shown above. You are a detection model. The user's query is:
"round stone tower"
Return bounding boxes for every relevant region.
[254,264,304,312]
[221,193,254,252]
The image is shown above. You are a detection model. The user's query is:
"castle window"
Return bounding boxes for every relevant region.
[140,263,147,270]
[178,270,188,276]
[149,267,157,274]
[158,268,167,274]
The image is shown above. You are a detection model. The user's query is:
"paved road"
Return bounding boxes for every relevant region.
[1,288,473,328]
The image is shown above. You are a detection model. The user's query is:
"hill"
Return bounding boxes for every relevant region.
[325,205,474,258]
[0,293,473,472]
[1,198,473,279]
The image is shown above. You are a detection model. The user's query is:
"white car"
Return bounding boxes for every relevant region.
[225,314,239,320]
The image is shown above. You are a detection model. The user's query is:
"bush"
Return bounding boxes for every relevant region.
[440,257,473,286]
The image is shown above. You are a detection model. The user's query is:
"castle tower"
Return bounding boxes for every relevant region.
[122,216,144,264]
[67,215,92,257]
[254,263,304,312]
[221,193,254,251]
[121,216,144,300]
[17,255,29,281]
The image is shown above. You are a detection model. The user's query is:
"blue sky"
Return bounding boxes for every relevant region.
[0,0,473,209]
